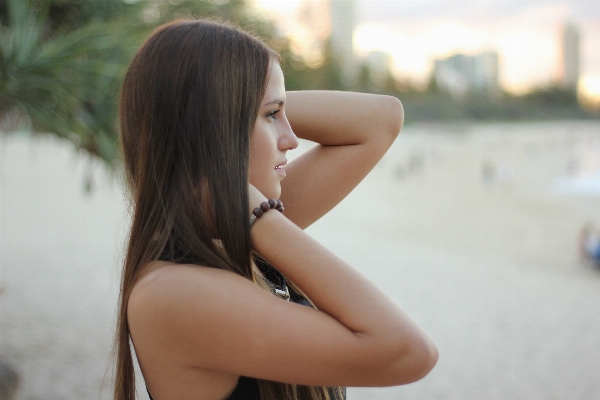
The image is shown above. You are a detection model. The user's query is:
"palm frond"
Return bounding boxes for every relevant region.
[0,0,141,164]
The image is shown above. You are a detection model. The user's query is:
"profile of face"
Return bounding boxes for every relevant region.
[249,62,299,199]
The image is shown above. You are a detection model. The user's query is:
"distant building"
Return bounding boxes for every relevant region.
[329,0,357,86]
[560,22,580,90]
[366,51,391,90]
[434,51,499,98]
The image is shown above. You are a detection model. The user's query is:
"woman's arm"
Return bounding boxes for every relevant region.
[248,200,438,385]
[281,91,403,229]
[129,203,437,388]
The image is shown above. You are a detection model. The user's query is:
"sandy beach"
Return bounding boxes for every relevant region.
[2,120,600,399]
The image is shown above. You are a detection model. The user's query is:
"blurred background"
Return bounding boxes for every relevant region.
[1,0,600,399]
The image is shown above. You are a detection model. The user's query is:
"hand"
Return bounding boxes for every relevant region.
[248,183,268,216]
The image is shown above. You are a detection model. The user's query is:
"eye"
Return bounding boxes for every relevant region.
[266,110,280,120]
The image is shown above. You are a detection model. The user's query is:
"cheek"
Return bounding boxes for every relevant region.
[249,140,264,172]
[249,133,269,180]
[249,127,275,167]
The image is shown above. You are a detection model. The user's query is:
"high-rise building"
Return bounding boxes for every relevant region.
[434,51,499,98]
[561,22,580,90]
[329,0,357,86]
[472,52,499,92]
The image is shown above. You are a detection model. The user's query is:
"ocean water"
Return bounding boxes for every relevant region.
[2,120,600,400]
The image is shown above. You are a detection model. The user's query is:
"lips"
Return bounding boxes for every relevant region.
[275,160,287,177]
[275,160,287,169]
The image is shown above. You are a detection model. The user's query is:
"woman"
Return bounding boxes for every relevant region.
[115,19,437,400]
[579,224,600,267]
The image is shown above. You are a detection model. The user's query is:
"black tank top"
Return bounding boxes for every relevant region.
[146,254,346,400]
[147,376,259,400]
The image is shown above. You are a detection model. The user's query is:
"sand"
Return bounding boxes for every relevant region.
[1,120,600,399]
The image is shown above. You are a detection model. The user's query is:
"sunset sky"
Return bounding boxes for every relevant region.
[253,0,600,99]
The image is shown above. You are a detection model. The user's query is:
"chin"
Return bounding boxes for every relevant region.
[252,179,281,200]
[264,185,281,200]
[268,188,281,200]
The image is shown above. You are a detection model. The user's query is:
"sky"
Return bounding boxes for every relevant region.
[252,0,600,99]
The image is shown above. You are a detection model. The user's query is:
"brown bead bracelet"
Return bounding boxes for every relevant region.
[249,199,284,227]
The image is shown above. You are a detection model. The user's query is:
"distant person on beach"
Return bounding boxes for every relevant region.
[481,160,496,186]
[579,224,600,267]
[114,20,437,400]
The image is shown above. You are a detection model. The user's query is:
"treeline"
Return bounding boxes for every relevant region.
[393,88,598,124]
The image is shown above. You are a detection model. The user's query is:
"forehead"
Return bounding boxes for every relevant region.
[263,62,285,98]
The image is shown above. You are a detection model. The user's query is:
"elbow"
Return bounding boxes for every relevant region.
[400,336,438,384]
[379,95,404,141]
[373,331,438,386]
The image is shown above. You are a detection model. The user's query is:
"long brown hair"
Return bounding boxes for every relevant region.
[115,19,340,400]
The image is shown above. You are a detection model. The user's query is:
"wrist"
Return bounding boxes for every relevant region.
[249,206,288,252]
[249,199,284,227]
[247,184,268,215]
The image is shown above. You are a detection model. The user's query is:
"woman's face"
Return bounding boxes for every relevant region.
[249,62,298,199]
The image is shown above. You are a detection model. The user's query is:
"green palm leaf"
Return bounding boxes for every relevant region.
[0,0,140,165]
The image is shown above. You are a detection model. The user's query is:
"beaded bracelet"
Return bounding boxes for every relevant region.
[249,199,284,227]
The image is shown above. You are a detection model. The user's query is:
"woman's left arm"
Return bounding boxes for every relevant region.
[281,91,403,229]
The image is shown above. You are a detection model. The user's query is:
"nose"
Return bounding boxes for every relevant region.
[278,118,299,151]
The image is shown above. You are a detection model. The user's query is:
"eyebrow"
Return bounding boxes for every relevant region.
[263,98,285,107]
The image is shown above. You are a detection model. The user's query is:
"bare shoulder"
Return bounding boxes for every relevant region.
[127,262,265,398]
[128,261,255,324]
[127,260,286,355]
[130,261,232,296]
[127,262,264,379]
